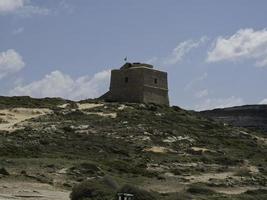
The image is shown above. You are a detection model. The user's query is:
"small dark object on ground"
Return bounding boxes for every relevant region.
[118,184,157,200]
[20,170,27,175]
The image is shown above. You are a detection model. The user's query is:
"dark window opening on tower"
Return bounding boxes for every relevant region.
[154,78,158,84]
[125,77,128,83]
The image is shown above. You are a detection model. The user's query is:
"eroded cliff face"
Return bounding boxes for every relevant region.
[200,105,267,133]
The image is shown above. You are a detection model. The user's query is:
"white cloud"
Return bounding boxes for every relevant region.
[0,49,25,79]
[146,36,208,66]
[184,72,208,91]
[164,36,208,65]
[0,0,50,16]
[195,96,244,111]
[0,0,24,13]
[16,5,50,16]
[195,89,209,98]
[207,28,267,67]
[9,70,111,100]
[259,99,267,104]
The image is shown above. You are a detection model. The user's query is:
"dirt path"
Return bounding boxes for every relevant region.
[143,178,186,193]
[184,171,234,183]
[0,179,69,200]
[143,175,266,195]
[213,186,267,195]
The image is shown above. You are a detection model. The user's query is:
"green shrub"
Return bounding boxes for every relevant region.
[245,189,267,195]
[106,160,157,178]
[171,168,182,175]
[187,184,215,195]
[0,96,68,109]
[70,179,114,200]
[214,155,241,166]
[79,162,100,172]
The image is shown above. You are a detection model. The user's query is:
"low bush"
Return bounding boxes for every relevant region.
[70,179,114,200]
[187,184,215,195]
[245,189,267,195]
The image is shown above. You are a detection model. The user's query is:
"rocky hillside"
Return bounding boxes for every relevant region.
[0,96,266,200]
[199,105,267,133]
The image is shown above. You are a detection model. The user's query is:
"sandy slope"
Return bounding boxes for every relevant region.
[0,108,52,132]
[76,103,104,110]
[0,178,69,200]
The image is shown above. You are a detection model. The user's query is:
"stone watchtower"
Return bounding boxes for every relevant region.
[101,62,169,106]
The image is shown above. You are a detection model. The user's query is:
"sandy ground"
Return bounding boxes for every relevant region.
[75,103,117,118]
[144,179,186,193]
[144,173,266,195]
[118,105,129,110]
[190,147,215,153]
[144,161,263,195]
[76,103,104,110]
[163,135,194,143]
[183,171,234,183]
[0,178,69,200]
[144,180,265,195]
[83,111,117,118]
[58,104,69,109]
[0,108,52,132]
[144,146,176,153]
[213,186,267,195]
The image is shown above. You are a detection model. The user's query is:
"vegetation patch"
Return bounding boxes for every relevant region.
[70,178,115,200]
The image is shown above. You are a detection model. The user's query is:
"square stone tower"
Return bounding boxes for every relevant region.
[101,62,169,106]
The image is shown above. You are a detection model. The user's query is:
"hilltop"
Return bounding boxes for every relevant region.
[0,96,266,200]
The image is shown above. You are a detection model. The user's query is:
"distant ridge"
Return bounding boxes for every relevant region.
[199,104,267,133]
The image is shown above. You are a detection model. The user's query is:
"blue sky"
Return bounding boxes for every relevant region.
[0,0,267,110]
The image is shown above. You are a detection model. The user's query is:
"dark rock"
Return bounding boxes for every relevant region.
[0,167,9,175]
[21,170,27,175]
[63,182,72,188]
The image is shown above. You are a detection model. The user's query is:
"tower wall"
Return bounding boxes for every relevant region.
[109,68,144,103]
[106,65,169,106]
[142,69,169,105]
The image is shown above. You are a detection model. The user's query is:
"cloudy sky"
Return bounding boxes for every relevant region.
[1,0,267,110]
